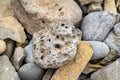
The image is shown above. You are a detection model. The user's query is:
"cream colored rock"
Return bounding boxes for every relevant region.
[0,17,26,43]
[51,41,93,80]
[0,40,6,54]
[32,22,82,68]
[13,0,82,34]
[79,0,103,5]
[0,0,14,18]
[104,0,117,15]
[87,3,102,13]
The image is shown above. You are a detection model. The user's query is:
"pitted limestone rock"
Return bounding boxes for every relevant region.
[32,22,82,68]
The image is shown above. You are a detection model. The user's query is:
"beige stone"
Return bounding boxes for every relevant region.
[0,0,14,18]
[0,17,26,43]
[104,0,117,15]
[11,47,25,70]
[79,0,103,5]
[0,40,6,54]
[51,41,93,80]
[87,3,102,13]
[13,0,82,35]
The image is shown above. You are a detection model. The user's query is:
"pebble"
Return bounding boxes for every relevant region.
[78,0,103,5]
[91,58,120,80]
[0,55,20,80]
[32,22,82,68]
[13,0,82,35]
[104,0,117,15]
[51,41,93,80]
[104,23,120,56]
[11,47,26,70]
[18,63,44,80]
[0,17,26,43]
[88,41,109,60]
[0,40,6,55]
[81,11,116,41]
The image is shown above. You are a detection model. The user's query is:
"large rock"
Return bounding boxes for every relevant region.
[88,41,109,60]
[104,0,117,15]
[51,41,93,80]
[0,40,6,55]
[104,23,120,56]
[81,11,116,41]
[13,0,82,35]
[0,0,14,18]
[91,58,120,80]
[0,55,20,80]
[0,17,26,43]
[32,22,82,68]
[18,63,44,80]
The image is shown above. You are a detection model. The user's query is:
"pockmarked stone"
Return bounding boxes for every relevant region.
[81,11,116,41]
[32,22,82,68]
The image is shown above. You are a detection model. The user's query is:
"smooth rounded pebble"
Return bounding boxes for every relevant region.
[0,40,6,54]
[88,41,109,60]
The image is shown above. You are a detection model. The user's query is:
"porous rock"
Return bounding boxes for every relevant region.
[81,11,116,41]
[0,17,26,43]
[32,22,82,68]
[13,0,82,35]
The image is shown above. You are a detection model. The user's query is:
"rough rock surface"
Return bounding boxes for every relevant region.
[13,0,82,35]
[79,0,103,5]
[32,22,82,68]
[11,47,26,70]
[91,58,120,80]
[0,17,26,43]
[0,55,20,80]
[88,41,109,60]
[0,40,6,55]
[51,41,93,80]
[18,63,44,80]
[104,23,120,56]
[81,11,116,41]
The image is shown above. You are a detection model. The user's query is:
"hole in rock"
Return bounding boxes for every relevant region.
[61,23,65,26]
[54,44,62,49]
[58,7,63,11]
[41,55,44,59]
[65,26,68,28]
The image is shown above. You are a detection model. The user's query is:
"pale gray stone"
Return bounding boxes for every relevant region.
[81,11,116,41]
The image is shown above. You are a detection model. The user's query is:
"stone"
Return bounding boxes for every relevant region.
[0,55,20,80]
[51,41,93,80]
[32,22,82,68]
[0,0,14,18]
[11,47,26,70]
[104,0,117,15]
[104,23,120,56]
[13,0,82,35]
[0,17,26,43]
[87,3,102,13]
[78,0,103,5]
[18,63,44,80]
[42,69,55,80]
[3,39,15,58]
[24,41,34,63]
[91,58,120,80]
[0,40,6,55]
[88,41,109,60]
[81,11,116,41]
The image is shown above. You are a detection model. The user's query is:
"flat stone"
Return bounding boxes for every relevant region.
[0,55,20,80]
[13,0,82,35]
[51,41,93,80]
[0,0,14,18]
[104,23,120,56]
[0,17,26,43]
[24,41,34,63]
[11,47,26,70]
[33,22,82,68]
[87,3,102,13]
[78,0,103,5]
[3,39,15,58]
[91,58,120,80]
[81,11,116,41]
[88,41,109,60]
[18,63,44,80]
[104,0,117,15]
[0,40,6,55]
